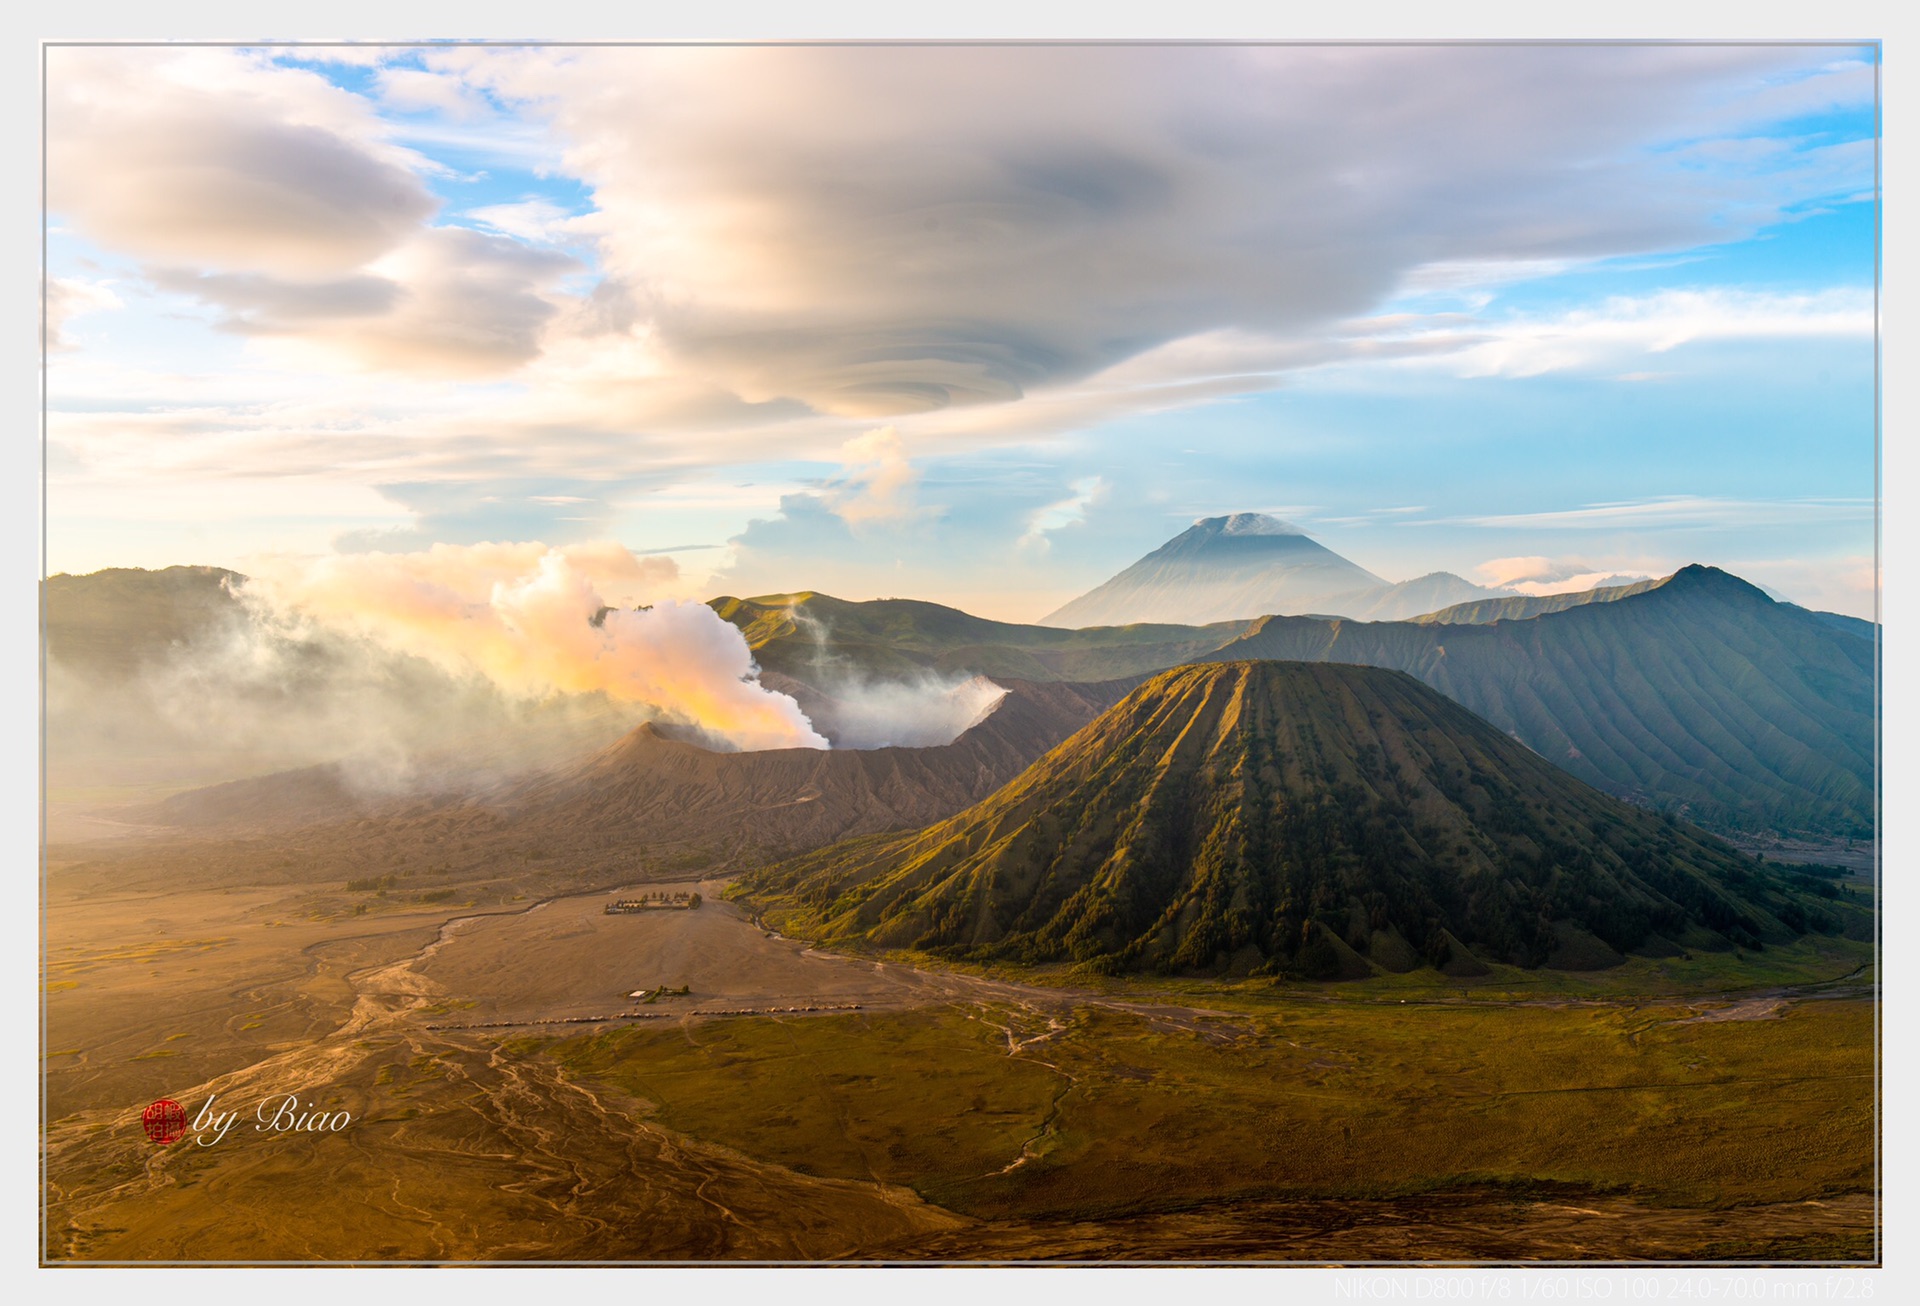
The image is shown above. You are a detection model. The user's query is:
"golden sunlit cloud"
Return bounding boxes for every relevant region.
[240,542,828,752]
[824,426,921,528]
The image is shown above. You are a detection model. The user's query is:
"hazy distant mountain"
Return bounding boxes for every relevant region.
[1412,576,1664,625]
[743,662,1847,976]
[1039,513,1502,627]
[1340,571,1511,622]
[1200,565,1874,838]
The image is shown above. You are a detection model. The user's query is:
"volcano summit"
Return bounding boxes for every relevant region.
[743,661,1842,976]
[1042,513,1499,627]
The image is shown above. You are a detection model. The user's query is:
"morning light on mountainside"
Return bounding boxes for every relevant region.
[42,41,1878,1268]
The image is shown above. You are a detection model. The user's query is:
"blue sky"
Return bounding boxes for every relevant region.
[44,42,1879,618]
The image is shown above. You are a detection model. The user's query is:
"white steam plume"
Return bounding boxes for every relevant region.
[779,604,1009,750]
[240,544,828,752]
[821,673,1008,750]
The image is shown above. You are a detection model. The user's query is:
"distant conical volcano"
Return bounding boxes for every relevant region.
[743,661,1843,976]
[1040,513,1495,627]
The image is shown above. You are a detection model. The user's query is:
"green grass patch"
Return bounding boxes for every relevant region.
[543,1007,1063,1207]
[536,993,1873,1224]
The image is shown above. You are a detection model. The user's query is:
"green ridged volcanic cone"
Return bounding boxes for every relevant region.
[742,660,1846,976]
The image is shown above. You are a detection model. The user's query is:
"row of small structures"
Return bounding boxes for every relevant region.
[605,892,702,913]
[424,1002,864,1032]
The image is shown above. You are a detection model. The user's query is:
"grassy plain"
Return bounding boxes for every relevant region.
[539,978,1873,1229]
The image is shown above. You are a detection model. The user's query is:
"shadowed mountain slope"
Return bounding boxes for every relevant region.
[487,677,1142,854]
[742,662,1848,976]
[1413,577,1664,625]
[147,763,372,830]
[144,677,1144,861]
[1198,566,1874,838]
[45,565,245,677]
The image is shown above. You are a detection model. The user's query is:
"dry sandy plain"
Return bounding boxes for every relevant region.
[43,840,1877,1264]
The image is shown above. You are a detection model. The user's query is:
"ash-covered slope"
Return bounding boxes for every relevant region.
[491,677,1139,853]
[1199,565,1875,838]
[132,676,1119,856]
[1041,514,1397,628]
[743,662,1844,976]
[147,763,373,830]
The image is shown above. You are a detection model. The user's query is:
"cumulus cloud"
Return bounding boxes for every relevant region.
[1473,555,1652,595]
[48,47,437,278]
[147,268,402,326]
[142,226,578,377]
[821,426,921,527]
[285,228,578,375]
[48,46,1878,442]
[377,66,493,120]
[46,276,122,351]
[41,45,1878,610]
[466,198,586,246]
[48,47,582,380]
[241,543,827,752]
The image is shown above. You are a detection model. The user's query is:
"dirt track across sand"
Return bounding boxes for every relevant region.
[411,879,932,1023]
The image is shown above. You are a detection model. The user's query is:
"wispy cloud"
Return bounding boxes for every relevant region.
[1413,288,1873,380]
[1019,476,1105,552]
[1449,496,1873,531]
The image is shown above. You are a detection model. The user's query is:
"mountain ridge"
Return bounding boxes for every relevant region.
[741,661,1850,976]
[1201,565,1873,837]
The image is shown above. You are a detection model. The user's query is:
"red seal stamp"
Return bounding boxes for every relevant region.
[142,1098,187,1145]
